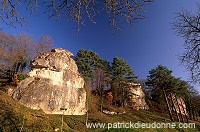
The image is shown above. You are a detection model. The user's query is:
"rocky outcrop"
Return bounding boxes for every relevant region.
[128,83,149,110]
[167,93,187,115]
[12,48,86,115]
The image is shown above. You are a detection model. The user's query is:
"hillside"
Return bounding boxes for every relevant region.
[0,88,199,132]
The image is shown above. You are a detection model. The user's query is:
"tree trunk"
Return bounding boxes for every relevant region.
[100,84,103,116]
[100,96,103,116]
[192,106,196,121]
[86,98,89,124]
[162,89,174,122]
[187,96,193,120]
[194,110,198,121]
[85,79,90,125]
[196,110,199,121]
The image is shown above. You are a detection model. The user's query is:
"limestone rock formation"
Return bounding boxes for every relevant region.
[167,93,188,115]
[128,83,149,110]
[12,48,86,115]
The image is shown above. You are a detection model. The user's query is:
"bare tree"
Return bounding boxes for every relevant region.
[0,31,53,80]
[33,35,54,57]
[0,0,152,31]
[173,4,200,83]
[0,31,33,78]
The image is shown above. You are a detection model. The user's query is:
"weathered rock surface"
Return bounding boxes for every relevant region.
[128,83,149,110]
[12,48,86,115]
[167,93,187,115]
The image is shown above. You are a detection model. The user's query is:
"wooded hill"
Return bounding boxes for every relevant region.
[0,31,200,131]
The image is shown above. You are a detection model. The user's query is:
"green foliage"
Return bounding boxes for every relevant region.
[146,65,190,103]
[169,77,190,97]
[146,65,172,103]
[112,57,137,81]
[0,90,70,131]
[75,49,95,78]
[146,65,172,89]
[75,49,112,92]
[146,65,200,121]
[75,49,111,76]
[111,57,137,106]
[17,73,29,81]
[111,78,131,106]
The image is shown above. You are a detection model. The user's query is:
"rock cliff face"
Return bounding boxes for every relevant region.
[128,83,149,110]
[167,93,187,115]
[12,48,86,115]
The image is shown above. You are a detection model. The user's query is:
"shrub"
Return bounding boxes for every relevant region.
[18,74,29,81]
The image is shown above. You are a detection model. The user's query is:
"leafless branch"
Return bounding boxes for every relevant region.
[173,4,200,83]
[0,0,152,30]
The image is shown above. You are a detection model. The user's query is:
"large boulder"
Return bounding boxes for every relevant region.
[12,48,86,115]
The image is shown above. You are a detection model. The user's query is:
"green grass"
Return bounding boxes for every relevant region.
[0,89,199,132]
[0,90,71,131]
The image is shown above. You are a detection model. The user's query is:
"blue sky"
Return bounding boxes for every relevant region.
[1,0,200,93]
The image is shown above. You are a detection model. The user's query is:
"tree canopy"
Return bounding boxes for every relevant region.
[111,57,137,106]
[112,57,137,81]
[75,49,112,93]
[75,49,109,78]
[146,65,190,103]
[75,49,137,104]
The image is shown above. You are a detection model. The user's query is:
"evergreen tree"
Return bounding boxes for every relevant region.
[146,65,192,122]
[75,49,112,115]
[75,49,112,92]
[112,57,137,81]
[146,65,175,121]
[146,65,173,103]
[111,57,137,107]
[75,49,95,78]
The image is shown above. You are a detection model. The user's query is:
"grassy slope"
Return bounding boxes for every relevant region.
[0,90,199,132]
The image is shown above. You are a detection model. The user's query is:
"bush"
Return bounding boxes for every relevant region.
[18,74,29,81]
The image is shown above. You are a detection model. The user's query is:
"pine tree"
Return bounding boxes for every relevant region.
[112,57,137,81]
[75,49,112,91]
[146,65,175,121]
[75,49,112,115]
[146,65,191,122]
[111,57,137,107]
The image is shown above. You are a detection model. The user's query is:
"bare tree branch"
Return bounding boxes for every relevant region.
[0,0,152,30]
[173,4,200,83]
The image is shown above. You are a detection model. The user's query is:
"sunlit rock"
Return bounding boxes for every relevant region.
[167,93,188,115]
[12,48,86,115]
[128,83,149,110]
